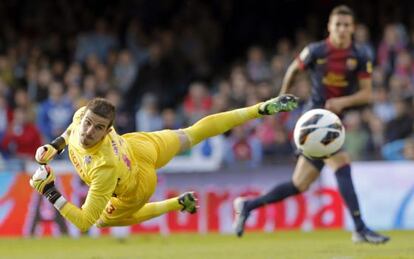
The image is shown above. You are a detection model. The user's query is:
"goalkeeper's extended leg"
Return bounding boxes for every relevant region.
[96,192,198,227]
[182,94,298,148]
[130,192,198,224]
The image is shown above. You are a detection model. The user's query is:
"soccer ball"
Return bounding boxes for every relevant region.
[293,109,345,159]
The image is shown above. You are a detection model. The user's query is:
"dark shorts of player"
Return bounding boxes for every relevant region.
[295,148,344,172]
[303,155,325,171]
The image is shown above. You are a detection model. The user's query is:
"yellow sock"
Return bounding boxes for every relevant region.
[183,103,262,146]
[131,198,182,224]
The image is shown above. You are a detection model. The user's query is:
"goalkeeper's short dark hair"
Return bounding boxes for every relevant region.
[86,97,115,128]
[330,5,355,20]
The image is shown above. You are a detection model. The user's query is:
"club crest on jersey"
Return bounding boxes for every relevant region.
[346,58,357,70]
[84,155,92,165]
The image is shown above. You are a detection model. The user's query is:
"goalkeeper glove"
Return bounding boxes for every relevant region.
[30,165,67,210]
[35,136,67,164]
[35,144,58,165]
[30,165,55,194]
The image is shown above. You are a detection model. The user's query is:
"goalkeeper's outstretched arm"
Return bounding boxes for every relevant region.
[30,164,116,232]
[35,129,72,164]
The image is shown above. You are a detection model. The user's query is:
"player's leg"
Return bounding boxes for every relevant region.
[325,151,390,244]
[140,94,298,169]
[233,156,322,237]
[96,193,197,227]
[178,94,299,151]
[95,164,159,227]
[129,192,197,223]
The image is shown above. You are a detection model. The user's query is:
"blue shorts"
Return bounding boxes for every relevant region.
[299,147,344,172]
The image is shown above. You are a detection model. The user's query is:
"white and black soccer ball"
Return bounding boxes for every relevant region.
[293,109,345,159]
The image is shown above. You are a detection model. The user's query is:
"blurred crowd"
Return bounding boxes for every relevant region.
[0,1,414,168]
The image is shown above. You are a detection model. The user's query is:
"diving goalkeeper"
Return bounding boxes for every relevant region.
[30,95,298,231]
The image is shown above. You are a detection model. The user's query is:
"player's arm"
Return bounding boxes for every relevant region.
[35,107,85,164]
[35,128,72,164]
[279,45,313,95]
[279,59,301,95]
[59,166,116,232]
[30,164,116,232]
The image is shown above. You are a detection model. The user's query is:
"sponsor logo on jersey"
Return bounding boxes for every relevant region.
[322,72,348,87]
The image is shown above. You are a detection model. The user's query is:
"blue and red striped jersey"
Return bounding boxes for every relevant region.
[297,38,372,112]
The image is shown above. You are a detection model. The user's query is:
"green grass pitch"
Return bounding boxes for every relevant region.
[0,230,413,259]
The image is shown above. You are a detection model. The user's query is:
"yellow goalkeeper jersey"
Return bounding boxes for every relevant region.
[60,107,141,231]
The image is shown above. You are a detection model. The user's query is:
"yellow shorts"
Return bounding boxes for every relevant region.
[97,130,181,227]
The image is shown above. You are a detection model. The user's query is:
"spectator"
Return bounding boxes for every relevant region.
[94,64,112,96]
[127,41,179,110]
[67,84,88,110]
[377,24,407,80]
[82,74,98,100]
[125,18,150,68]
[182,82,212,124]
[51,59,66,81]
[382,137,414,160]
[387,74,408,100]
[161,108,183,130]
[84,54,101,74]
[0,55,15,87]
[294,29,313,54]
[64,63,83,88]
[275,38,294,65]
[271,125,294,162]
[179,26,207,79]
[13,88,36,122]
[255,116,279,155]
[113,49,137,95]
[362,109,386,160]
[270,55,288,91]
[1,107,42,159]
[245,46,271,83]
[106,88,134,134]
[135,93,162,132]
[229,66,249,108]
[255,81,274,101]
[343,111,369,161]
[75,19,118,63]
[394,50,414,84]
[385,99,413,142]
[211,93,229,114]
[0,94,12,142]
[30,68,53,103]
[372,87,395,123]
[371,67,386,88]
[354,24,375,61]
[224,125,263,168]
[37,82,74,142]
